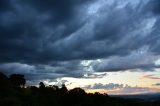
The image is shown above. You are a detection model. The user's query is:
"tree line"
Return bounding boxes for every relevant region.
[0,72,160,106]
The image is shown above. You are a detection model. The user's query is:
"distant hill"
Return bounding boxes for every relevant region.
[110,93,160,102]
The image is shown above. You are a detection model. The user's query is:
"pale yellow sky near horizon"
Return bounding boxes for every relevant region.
[59,70,160,94]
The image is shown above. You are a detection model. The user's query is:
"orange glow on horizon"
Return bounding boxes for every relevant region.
[85,87,160,95]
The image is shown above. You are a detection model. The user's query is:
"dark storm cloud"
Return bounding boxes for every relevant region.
[0,0,94,64]
[142,0,160,55]
[0,0,148,64]
[0,63,56,81]
[20,0,94,23]
[0,0,160,82]
[0,0,12,11]
[92,51,160,72]
[145,0,160,15]
[0,60,87,83]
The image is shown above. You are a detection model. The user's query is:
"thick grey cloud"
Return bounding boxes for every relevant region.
[93,50,160,72]
[0,0,160,83]
[0,61,87,81]
[0,63,59,81]
[0,0,93,64]
[0,0,153,64]
[84,83,160,94]
[145,0,160,15]
[20,0,94,23]
[0,0,12,11]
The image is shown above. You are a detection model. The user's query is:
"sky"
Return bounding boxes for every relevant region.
[0,0,160,95]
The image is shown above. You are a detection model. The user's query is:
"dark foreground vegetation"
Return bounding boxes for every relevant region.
[0,72,160,106]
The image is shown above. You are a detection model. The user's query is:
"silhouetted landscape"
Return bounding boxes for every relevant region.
[0,72,160,106]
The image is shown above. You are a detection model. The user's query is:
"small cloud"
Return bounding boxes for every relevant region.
[83,72,107,79]
[84,83,125,90]
[152,83,160,86]
[155,59,160,66]
[141,74,160,79]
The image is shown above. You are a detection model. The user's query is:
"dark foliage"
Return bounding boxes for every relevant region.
[0,72,160,106]
[9,74,26,88]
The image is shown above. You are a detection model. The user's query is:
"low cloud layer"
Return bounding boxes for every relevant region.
[84,83,160,94]
[141,74,160,80]
[85,83,124,90]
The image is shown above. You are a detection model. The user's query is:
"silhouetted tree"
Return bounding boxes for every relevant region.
[69,87,86,96]
[0,72,8,85]
[9,74,26,88]
[60,84,68,94]
[0,72,10,97]
[39,82,45,89]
